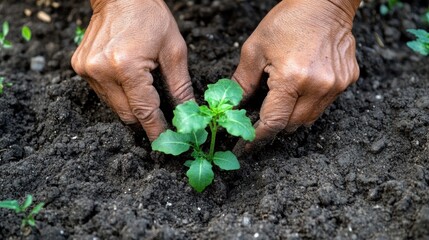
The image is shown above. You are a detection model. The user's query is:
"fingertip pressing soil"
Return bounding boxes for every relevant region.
[1,0,428,239]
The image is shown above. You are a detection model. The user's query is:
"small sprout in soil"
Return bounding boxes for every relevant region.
[379,0,403,15]
[152,79,255,192]
[0,195,45,229]
[0,21,12,48]
[21,25,32,42]
[0,77,13,94]
[407,29,429,56]
[74,26,85,45]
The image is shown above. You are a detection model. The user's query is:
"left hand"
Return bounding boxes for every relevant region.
[232,0,361,152]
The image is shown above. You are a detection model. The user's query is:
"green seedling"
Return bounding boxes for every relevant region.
[0,21,12,48]
[74,26,85,45]
[380,0,403,15]
[21,25,31,42]
[152,79,255,192]
[0,77,13,94]
[0,195,44,228]
[407,29,429,56]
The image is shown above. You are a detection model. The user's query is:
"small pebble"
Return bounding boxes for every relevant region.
[37,11,52,23]
[31,56,46,72]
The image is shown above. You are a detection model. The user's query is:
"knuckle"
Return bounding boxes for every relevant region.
[71,52,84,76]
[240,40,258,59]
[84,55,105,79]
[170,39,187,58]
[110,51,130,73]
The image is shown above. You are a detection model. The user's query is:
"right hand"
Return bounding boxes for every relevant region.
[71,0,194,141]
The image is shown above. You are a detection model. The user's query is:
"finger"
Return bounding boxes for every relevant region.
[159,35,194,105]
[121,64,167,142]
[231,40,266,101]
[244,87,298,151]
[102,82,139,124]
[286,96,327,132]
[84,77,138,124]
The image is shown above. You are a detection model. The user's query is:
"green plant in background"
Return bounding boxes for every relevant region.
[74,26,85,45]
[407,29,429,56]
[152,79,255,192]
[0,21,12,48]
[423,10,429,24]
[380,0,403,15]
[0,77,13,94]
[21,25,31,42]
[0,195,44,228]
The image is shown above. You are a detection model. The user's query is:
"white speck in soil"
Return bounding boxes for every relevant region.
[254,233,259,238]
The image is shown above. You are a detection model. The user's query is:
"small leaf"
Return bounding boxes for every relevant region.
[188,129,208,146]
[173,101,211,133]
[26,218,36,227]
[184,160,193,168]
[407,41,429,56]
[218,109,255,141]
[186,158,214,192]
[204,79,243,108]
[151,130,191,155]
[21,195,33,212]
[3,40,12,48]
[199,105,213,116]
[0,200,20,212]
[30,202,44,216]
[213,151,240,170]
[74,26,85,45]
[21,26,31,41]
[3,21,9,36]
[407,29,429,43]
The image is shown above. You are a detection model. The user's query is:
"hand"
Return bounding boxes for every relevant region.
[232,0,360,152]
[71,0,193,141]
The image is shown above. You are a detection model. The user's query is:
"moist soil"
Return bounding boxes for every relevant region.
[1,0,429,239]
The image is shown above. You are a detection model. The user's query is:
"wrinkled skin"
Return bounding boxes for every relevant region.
[232,0,361,153]
[72,0,360,151]
[71,0,193,141]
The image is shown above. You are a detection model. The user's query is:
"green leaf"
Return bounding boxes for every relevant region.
[30,202,44,215]
[173,101,211,133]
[0,200,20,212]
[21,195,33,212]
[184,160,193,168]
[74,26,85,45]
[26,218,36,227]
[3,21,9,36]
[407,41,429,56]
[213,151,240,170]
[151,130,192,155]
[218,109,255,141]
[188,129,208,146]
[199,105,213,116]
[204,79,243,108]
[3,40,12,48]
[407,29,429,44]
[186,158,214,192]
[21,26,31,41]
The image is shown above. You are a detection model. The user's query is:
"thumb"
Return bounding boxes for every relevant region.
[231,41,266,101]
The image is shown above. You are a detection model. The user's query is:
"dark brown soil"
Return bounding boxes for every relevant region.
[1,0,428,239]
